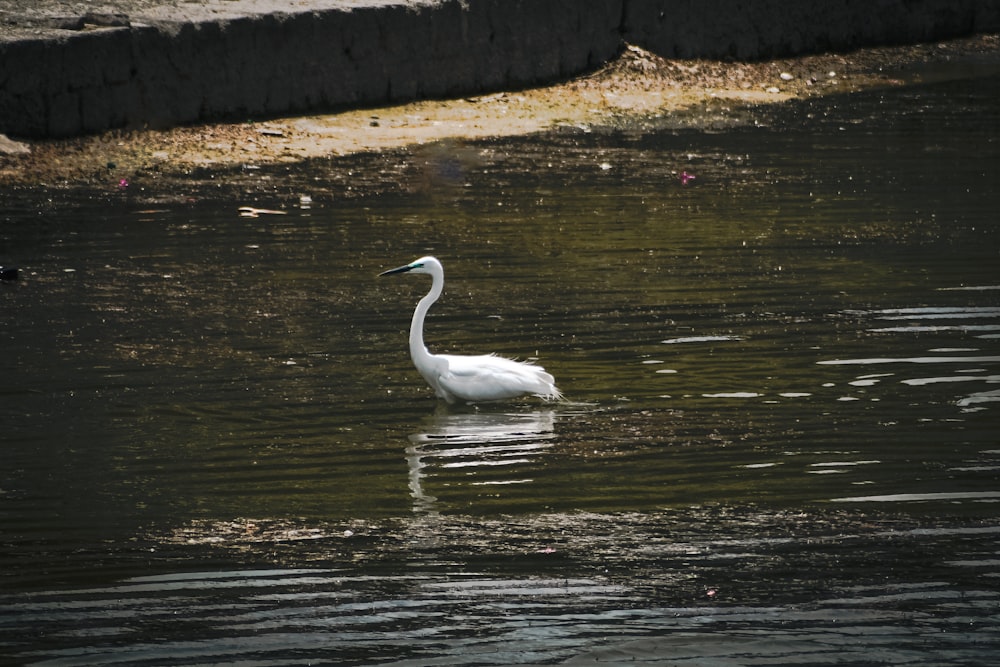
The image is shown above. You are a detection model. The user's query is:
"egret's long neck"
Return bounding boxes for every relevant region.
[409,268,443,366]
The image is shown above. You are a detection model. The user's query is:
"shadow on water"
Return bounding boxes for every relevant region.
[2,72,1000,664]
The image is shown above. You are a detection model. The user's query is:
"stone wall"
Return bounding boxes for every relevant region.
[0,0,625,138]
[1,0,998,139]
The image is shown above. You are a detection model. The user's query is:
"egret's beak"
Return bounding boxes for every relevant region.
[379,263,414,277]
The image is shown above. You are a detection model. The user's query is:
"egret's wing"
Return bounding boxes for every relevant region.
[439,354,561,403]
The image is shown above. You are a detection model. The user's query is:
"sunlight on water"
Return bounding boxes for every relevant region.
[832,491,1000,503]
[817,302,1000,414]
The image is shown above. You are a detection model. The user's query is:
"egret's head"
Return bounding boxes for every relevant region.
[379,256,440,277]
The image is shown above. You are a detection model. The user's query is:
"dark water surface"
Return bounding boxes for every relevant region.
[2,71,999,665]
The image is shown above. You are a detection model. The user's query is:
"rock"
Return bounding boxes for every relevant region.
[0,133,30,154]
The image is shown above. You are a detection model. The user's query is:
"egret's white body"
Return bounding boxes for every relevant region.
[380,256,561,404]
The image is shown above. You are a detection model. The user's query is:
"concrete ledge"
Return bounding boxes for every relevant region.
[2,0,998,139]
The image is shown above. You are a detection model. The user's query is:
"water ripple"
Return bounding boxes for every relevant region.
[3,510,998,666]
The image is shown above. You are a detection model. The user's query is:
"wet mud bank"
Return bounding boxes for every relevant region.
[2,0,999,139]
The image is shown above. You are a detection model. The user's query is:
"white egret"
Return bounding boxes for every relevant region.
[379,256,562,404]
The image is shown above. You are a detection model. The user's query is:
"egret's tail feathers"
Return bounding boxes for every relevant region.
[534,386,565,402]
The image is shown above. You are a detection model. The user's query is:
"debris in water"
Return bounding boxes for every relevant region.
[239,206,287,218]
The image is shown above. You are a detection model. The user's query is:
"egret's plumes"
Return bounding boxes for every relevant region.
[379,256,562,404]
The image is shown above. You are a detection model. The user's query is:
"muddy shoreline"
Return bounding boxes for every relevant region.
[2,33,998,195]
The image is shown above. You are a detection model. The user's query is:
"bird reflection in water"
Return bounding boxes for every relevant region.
[406,409,557,514]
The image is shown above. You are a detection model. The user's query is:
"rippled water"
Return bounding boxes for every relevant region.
[2,70,999,665]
